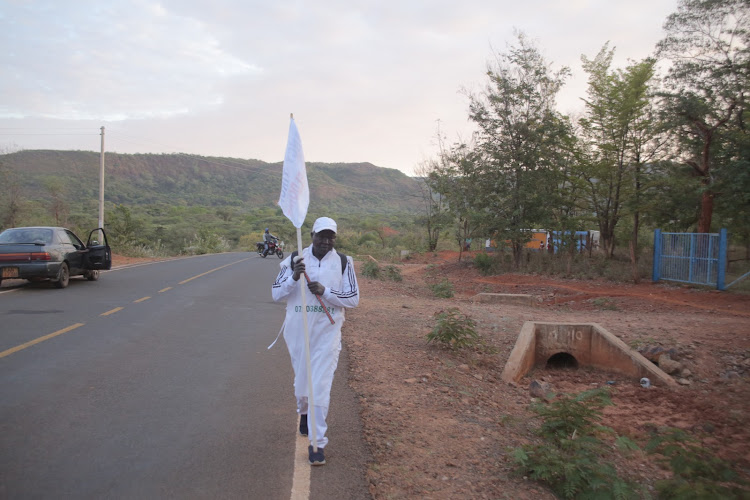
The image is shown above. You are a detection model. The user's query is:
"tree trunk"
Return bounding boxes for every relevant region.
[427,222,438,251]
[601,229,616,258]
[697,189,714,233]
[629,240,640,284]
[512,242,523,270]
[631,212,640,283]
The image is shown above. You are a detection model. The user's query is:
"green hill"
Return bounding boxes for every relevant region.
[1,150,422,214]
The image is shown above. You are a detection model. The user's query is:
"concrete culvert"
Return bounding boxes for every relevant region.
[501,322,678,387]
[546,352,578,370]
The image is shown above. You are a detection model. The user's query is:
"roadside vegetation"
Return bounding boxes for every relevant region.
[512,388,642,499]
[426,307,478,350]
[512,387,748,499]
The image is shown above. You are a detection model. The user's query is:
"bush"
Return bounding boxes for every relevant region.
[512,388,640,499]
[646,427,747,499]
[119,241,170,258]
[426,308,478,350]
[383,265,403,281]
[483,248,654,282]
[362,260,380,278]
[361,261,403,282]
[430,278,454,298]
[473,252,498,275]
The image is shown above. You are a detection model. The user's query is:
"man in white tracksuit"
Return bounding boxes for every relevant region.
[271,217,359,465]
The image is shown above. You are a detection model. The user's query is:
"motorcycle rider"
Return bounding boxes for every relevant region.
[263,228,279,256]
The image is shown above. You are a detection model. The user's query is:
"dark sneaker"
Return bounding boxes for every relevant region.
[308,445,326,465]
[299,414,308,436]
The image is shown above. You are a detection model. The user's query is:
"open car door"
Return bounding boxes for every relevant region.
[85,228,112,271]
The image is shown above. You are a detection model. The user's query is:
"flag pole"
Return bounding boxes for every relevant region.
[279,113,318,452]
[296,226,319,452]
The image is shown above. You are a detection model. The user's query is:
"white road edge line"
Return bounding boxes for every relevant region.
[290,431,311,500]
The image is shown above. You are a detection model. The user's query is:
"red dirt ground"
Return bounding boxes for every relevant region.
[344,251,750,499]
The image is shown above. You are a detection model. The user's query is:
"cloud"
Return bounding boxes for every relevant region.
[1,0,260,120]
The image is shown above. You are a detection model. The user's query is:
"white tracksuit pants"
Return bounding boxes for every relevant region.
[297,397,330,448]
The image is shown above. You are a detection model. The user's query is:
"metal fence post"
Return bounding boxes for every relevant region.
[653,229,661,283]
[717,228,728,290]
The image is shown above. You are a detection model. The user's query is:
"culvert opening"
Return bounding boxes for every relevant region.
[546,352,579,370]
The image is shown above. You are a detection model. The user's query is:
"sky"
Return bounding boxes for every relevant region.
[1,0,680,176]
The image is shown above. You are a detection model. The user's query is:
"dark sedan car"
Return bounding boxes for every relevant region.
[0,226,111,288]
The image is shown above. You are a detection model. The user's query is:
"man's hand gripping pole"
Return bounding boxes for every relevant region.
[293,255,335,325]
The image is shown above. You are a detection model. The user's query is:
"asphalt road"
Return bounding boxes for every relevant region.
[0,253,369,500]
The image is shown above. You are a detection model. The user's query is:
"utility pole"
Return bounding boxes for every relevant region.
[99,126,105,233]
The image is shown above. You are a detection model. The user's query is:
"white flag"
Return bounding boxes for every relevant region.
[278,117,309,228]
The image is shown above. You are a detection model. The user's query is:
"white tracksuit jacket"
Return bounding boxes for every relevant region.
[271,246,359,446]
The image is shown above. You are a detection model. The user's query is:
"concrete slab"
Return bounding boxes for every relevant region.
[501,322,678,387]
[472,293,536,306]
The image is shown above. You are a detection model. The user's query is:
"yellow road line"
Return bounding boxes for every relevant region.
[291,428,311,500]
[133,296,151,303]
[100,307,124,316]
[178,258,250,285]
[158,287,172,293]
[0,323,85,359]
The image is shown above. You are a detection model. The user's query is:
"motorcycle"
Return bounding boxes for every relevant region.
[259,239,284,259]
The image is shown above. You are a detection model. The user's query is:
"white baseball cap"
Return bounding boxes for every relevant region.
[312,217,337,234]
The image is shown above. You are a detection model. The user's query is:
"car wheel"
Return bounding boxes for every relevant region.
[85,270,100,281]
[54,263,70,289]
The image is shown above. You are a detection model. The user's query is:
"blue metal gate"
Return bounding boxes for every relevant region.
[653,229,728,290]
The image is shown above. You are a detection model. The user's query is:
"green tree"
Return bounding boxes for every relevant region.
[216,207,234,222]
[464,32,571,268]
[414,139,452,252]
[107,204,141,248]
[579,45,658,258]
[544,119,588,273]
[713,104,750,254]
[360,217,390,249]
[624,66,669,281]
[0,161,23,229]
[657,0,750,232]
[43,176,69,226]
[437,144,478,260]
